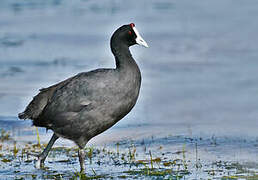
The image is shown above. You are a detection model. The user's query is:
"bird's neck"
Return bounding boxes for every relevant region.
[111,42,136,70]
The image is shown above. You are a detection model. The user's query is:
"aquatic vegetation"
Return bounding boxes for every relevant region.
[35,127,41,147]
[13,142,18,157]
[0,129,11,142]
[0,130,257,179]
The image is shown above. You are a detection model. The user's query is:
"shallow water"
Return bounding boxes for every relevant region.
[0,0,258,179]
[0,133,257,179]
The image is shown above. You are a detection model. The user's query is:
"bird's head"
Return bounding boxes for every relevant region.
[111,23,149,48]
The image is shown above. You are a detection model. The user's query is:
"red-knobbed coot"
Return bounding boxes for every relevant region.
[18,23,148,172]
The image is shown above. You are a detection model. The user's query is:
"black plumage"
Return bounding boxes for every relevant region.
[18,23,148,172]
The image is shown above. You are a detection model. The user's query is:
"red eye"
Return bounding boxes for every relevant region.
[130,23,135,28]
[128,31,132,35]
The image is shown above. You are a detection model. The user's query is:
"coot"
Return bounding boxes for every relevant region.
[18,23,148,172]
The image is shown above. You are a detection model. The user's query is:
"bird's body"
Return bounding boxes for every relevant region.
[24,65,141,148]
[18,23,148,172]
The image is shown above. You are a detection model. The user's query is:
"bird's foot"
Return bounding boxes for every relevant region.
[35,157,45,169]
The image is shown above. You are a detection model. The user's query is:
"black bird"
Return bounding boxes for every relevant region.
[18,23,148,172]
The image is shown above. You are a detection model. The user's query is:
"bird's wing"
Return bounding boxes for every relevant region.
[45,73,93,114]
[18,74,77,120]
[38,69,113,128]
[44,69,114,114]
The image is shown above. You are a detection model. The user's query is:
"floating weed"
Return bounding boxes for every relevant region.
[117,175,128,179]
[52,146,66,152]
[0,129,11,142]
[124,168,181,178]
[163,161,176,167]
[153,157,161,164]
[0,132,256,179]
[135,159,148,165]
[1,158,12,163]
[72,171,107,180]
[222,174,258,180]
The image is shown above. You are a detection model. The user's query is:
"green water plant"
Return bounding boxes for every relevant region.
[0,129,11,142]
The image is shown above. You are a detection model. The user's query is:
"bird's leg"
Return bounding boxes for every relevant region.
[35,133,59,169]
[78,148,86,173]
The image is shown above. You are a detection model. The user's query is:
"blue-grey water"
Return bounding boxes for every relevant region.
[0,0,258,141]
[0,1,258,179]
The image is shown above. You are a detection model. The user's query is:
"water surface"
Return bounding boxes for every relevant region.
[0,1,257,177]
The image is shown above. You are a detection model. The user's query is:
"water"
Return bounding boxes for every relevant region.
[1,0,257,137]
[0,0,257,178]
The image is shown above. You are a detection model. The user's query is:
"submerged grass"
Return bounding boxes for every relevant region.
[0,129,11,142]
[222,174,258,180]
[0,130,257,179]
